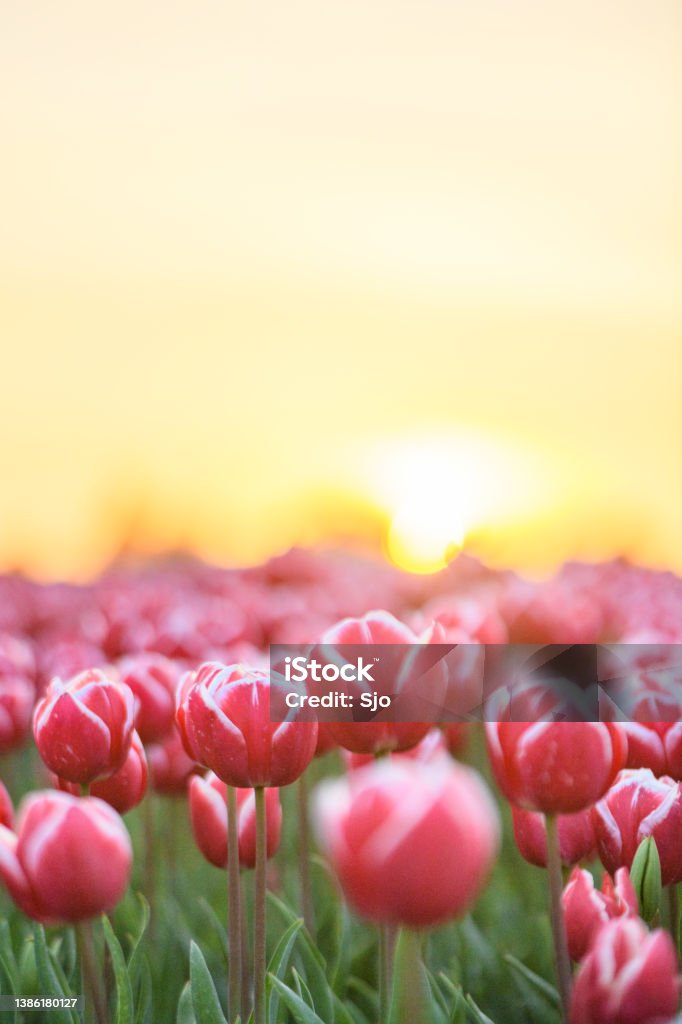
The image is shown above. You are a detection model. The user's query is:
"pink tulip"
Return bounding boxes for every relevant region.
[0,677,35,754]
[592,768,682,886]
[117,652,180,743]
[0,782,13,829]
[147,730,200,795]
[562,866,638,961]
[319,611,433,755]
[511,805,596,868]
[485,722,627,813]
[0,791,132,923]
[176,662,317,788]
[315,758,499,928]
[33,669,135,785]
[189,773,282,869]
[55,731,148,813]
[570,918,679,1024]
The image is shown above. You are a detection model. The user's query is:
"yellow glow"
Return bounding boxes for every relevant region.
[0,2,681,578]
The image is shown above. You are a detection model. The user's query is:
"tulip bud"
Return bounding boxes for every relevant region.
[592,769,682,886]
[570,918,680,1024]
[562,867,638,961]
[117,653,180,744]
[33,669,135,785]
[0,791,132,923]
[189,773,282,869]
[485,722,627,813]
[147,731,200,795]
[176,662,317,788]
[511,806,596,868]
[55,731,148,814]
[629,836,662,923]
[315,758,499,928]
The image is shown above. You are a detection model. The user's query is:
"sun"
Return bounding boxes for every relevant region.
[352,430,553,574]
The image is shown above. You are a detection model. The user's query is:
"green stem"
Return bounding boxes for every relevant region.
[388,928,428,1024]
[297,773,314,934]
[254,786,267,1024]
[668,884,680,955]
[143,792,156,941]
[545,813,571,1022]
[226,786,243,1023]
[76,921,107,1024]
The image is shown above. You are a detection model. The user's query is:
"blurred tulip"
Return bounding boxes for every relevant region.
[485,722,626,813]
[189,772,282,869]
[176,662,317,788]
[570,918,679,1024]
[313,722,337,758]
[315,757,499,927]
[33,669,135,785]
[117,652,180,743]
[56,731,147,813]
[592,768,682,886]
[511,805,596,868]
[0,677,35,754]
[562,866,637,961]
[0,782,13,829]
[147,730,200,795]
[441,722,470,756]
[342,728,447,771]
[0,791,132,923]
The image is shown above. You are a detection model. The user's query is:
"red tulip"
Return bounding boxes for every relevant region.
[592,768,682,886]
[485,722,627,813]
[511,805,596,868]
[176,662,317,788]
[189,773,282,869]
[33,669,135,785]
[570,918,679,1024]
[0,782,13,829]
[314,722,337,759]
[0,791,132,923]
[0,677,35,754]
[562,867,638,961]
[147,730,200,795]
[315,757,499,927]
[117,653,180,744]
[55,731,148,813]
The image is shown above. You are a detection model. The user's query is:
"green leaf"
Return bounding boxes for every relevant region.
[267,919,303,1024]
[268,974,326,1024]
[198,900,228,961]
[503,954,560,1008]
[631,836,662,922]
[32,926,77,1024]
[133,953,153,1024]
[267,892,334,1022]
[177,981,196,1024]
[103,914,134,1024]
[464,994,497,1024]
[189,941,227,1024]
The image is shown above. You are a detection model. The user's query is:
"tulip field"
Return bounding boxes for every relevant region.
[1,550,682,1024]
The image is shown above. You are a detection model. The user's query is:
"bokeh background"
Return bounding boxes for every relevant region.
[2,1,680,580]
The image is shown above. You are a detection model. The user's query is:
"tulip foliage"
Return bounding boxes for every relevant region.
[0,551,681,1024]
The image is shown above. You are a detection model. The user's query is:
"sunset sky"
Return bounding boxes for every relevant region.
[1,1,680,578]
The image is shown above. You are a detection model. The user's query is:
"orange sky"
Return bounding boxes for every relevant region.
[1,1,681,578]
